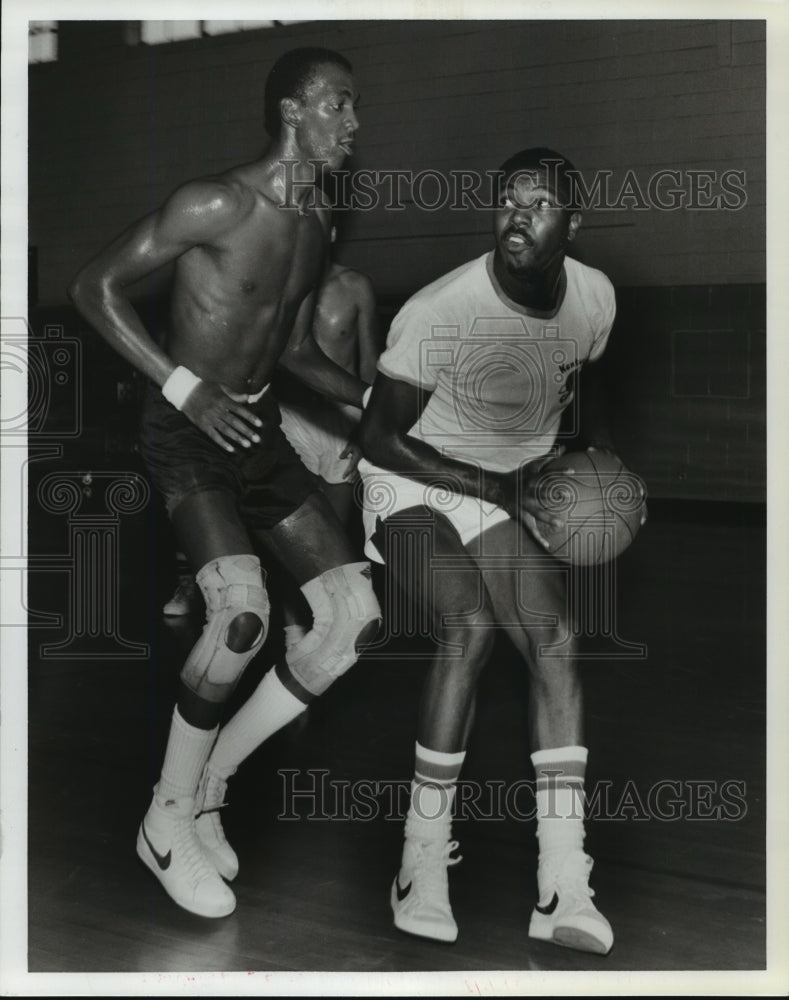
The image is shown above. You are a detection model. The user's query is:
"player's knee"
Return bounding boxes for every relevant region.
[354,616,381,653]
[181,554,270,699]
[286,561,381,697]
[226,611,266,653]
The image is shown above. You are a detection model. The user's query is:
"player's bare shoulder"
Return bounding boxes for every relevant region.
[335,266,376,307]
[158,172,256,245]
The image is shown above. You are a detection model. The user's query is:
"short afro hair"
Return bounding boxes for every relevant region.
[497,147,581,210]
[264,47,353,138]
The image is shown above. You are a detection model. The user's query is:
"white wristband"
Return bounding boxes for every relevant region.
[161,366,201,410]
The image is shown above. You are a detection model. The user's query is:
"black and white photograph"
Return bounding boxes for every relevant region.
[1,1,787,995]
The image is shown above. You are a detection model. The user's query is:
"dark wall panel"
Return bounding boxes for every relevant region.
[603,284,765,502]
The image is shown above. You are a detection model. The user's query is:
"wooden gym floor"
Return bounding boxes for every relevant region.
[19,476,770,987]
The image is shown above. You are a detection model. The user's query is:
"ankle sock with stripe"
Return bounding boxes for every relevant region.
[531,745,588,860]
[404,742,466,845]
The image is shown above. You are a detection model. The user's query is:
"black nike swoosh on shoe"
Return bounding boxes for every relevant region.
[395,876,412,902]
[141,824,172,870]
[535,892,559,915]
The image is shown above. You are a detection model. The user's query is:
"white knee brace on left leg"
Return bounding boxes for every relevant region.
[285,561,381,697]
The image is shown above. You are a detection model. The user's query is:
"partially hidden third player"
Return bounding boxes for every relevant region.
[275,232,382,646]
[278,224,381,512]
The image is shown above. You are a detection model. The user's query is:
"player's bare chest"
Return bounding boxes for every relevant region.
[215,207,325,302]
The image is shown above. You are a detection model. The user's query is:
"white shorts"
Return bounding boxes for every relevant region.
[279,402,361,485]
[358,458,511,564]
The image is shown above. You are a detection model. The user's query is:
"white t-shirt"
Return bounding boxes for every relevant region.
[373,251,615,473]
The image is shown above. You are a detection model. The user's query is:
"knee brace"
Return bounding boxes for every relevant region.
[285,561,381,698]
[180,554,270,702]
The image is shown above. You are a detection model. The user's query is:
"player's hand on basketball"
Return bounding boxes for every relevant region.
[519,456,568,539]
[497,458,564,548]
[181,381,263,453]
[339,440,363,481]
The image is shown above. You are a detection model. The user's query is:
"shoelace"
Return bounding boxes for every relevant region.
[173,818,219,882]
[411,840,462,902]
[201,774,228,811]
[552,852,595,906]
[196,776,230,846]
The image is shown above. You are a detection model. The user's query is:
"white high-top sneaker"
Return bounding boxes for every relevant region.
[195,767,239,881]
[390,836,462,943]
[528,849,613,955]
[137,786,236,918]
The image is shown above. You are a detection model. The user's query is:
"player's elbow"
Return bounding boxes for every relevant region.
[68,264,103,316]
[278,338,311,376]
[67,269,87,310]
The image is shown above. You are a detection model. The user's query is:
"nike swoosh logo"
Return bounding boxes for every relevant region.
[141,824,171,870]
[535,891,559,915]
[395,876,412,902]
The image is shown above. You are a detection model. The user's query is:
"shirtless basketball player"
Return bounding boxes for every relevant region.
[69,47,381,919]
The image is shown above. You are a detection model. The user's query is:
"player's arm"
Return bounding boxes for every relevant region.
[352,273,383,385]
[279,291,369,407]
[68,181,263,452]
[69,180,240,385]
[359,373,563,531]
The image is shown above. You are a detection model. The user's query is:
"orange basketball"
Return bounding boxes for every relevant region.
[532,450,647,565]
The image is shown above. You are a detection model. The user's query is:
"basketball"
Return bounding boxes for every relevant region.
[531,450,647,566]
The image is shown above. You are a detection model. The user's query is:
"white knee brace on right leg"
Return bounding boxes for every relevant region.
[180,553,270,701]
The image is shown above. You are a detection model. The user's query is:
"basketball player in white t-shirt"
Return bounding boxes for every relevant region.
[359,148,632,954]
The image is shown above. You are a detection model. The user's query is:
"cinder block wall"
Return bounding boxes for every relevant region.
[28,19,766,500]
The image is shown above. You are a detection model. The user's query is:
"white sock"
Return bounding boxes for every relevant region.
[156,707,218,804]
[403,742,466,852]
[531,745,587,860]
[206,669,307,780]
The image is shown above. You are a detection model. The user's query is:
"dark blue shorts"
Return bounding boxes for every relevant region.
[138,385,320,530]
